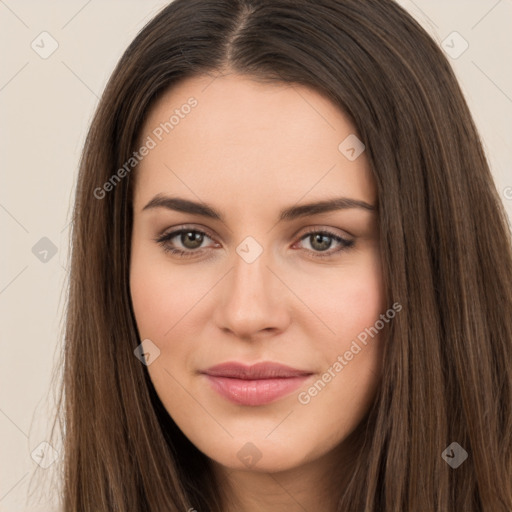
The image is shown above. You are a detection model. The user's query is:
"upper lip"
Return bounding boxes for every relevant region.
[201,361,313,380]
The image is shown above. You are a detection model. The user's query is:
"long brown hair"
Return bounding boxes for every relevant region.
[44,0,512,510]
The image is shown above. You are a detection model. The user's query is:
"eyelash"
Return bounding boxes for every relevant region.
[154,225,355,260]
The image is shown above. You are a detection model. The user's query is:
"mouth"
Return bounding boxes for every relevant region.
[200,361,314,406]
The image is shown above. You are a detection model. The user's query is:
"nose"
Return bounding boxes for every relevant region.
[212,247,291,340]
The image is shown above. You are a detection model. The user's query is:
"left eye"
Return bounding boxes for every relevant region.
[155,227,354,259]
[295,230,354,257]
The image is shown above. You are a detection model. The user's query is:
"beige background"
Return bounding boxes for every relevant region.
[1,1,511,510]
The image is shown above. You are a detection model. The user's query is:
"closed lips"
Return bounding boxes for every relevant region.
[201,362,314,406]
[202,361,313,379]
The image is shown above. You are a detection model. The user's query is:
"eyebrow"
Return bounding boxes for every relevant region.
[142,194,376,222]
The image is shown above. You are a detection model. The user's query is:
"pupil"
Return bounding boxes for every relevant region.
[311,234,331,251]
[182,231,203,249]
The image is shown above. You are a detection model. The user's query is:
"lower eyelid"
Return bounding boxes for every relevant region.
[156,228,353,256]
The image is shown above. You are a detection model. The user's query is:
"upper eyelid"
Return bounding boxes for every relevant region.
[158,225,218,243]
[158,224,352,238]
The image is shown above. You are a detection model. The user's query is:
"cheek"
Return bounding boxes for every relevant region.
[129,243,210,340]
[293,248,385,412]
[293,248,385,342]
[337,265,384,338]
[130,259,177,338]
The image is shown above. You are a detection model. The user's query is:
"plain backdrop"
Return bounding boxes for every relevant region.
[1,1,511,510]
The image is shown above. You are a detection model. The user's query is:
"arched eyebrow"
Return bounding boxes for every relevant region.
[142,194,376,222]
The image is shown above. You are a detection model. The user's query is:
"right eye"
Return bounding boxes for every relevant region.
[155,227,219,257]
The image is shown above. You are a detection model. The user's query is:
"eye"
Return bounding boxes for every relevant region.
[294,228,354,258]
[154,226,218,258]
[154,226,355,259]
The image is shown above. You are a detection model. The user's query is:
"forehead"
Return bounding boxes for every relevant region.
[134,73,376,214]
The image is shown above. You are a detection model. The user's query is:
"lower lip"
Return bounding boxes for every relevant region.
[203,375,311,406]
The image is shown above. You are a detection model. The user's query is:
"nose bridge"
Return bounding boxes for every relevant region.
[214,235,289,336]
[229,239,273,304]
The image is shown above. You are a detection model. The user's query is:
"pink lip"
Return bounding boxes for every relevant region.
[201,362,313,406]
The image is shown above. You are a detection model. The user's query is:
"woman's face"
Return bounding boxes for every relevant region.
[130,73,385,473]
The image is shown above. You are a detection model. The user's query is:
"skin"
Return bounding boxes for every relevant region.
[130,72,385,511]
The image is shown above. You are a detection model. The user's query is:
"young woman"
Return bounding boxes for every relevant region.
[49,0,512,510]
